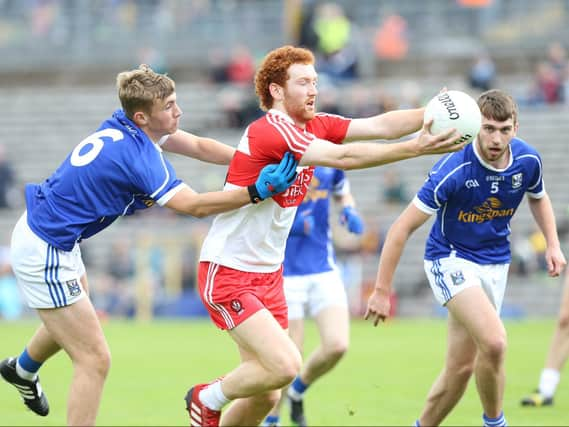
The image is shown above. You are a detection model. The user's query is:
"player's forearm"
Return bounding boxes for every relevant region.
[374,228,408,293]
[529,195,561,249]
[191,137,236,164]
[175,189,250,218]
[345,108,424,142]
[164,130,235,164]
[341,140,419,170]
[372,108,425,139]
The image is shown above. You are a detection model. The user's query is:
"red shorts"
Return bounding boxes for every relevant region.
[198,262,288,330]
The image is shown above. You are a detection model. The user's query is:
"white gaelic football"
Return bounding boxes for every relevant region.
[424,90,482,144]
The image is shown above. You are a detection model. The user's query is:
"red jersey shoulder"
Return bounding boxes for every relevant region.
[307,113,351,143]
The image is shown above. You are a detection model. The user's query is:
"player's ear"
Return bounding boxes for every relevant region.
[269,83,283,101]
[132,111,148,126]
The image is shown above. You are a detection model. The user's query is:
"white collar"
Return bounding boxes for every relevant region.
[268,108,295,125]
[472,139,513,172]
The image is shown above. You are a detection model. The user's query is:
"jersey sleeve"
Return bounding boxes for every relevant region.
[229,116,316,186]
[130,148,184,206]
[331,168,349,196]
[415,155,460,213]
[525,151,545,199]
[310,113,352,143]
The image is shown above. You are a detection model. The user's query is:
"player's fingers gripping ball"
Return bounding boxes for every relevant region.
[340,206,364,234]
[424,90,482,145]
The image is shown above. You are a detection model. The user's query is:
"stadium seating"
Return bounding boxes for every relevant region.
[1,81,568,318]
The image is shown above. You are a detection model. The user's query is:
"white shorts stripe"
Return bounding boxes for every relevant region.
[11,211,86,309]
[44,245,61,307]
[424,257,509,312]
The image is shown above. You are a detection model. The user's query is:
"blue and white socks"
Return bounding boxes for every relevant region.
[262,414,280,426]
[16,348,42,381]
[483,411,507,427]
[287,376,308,401]
[414,412,507,427]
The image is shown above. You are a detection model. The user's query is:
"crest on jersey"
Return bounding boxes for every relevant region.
[230,299,244,315]
[512,173,523,189]
[66,279,82,297]
[450,270,465,286]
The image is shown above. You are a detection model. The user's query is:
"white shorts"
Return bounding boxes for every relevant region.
[424,256,509,313]
[10,212,86,309]
[284,269,348,320]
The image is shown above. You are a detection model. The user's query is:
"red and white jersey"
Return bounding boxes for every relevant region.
[199,109,351,272]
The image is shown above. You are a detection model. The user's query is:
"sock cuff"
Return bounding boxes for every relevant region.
[18,348,42,373]
[291,376,308,394]
[542,368,560,380]
[483,411,506,427]
[265,415,279,423]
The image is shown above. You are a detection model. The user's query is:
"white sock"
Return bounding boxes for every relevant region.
[287,386,304,402]
[199,380,229,411]
[538,368,560,398]
[16,360,37,381]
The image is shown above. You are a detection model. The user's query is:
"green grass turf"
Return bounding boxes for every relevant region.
[1,317,567,426]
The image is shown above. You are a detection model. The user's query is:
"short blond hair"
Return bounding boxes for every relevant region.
[116,64,175,119]
[254,45,315,111]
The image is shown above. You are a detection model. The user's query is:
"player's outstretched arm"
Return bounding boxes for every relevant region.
[344,107,425,142]
[528,195,567,277]
[162,129,236,164]
[365,203,431,326]
[300,121,464,170]
[165,152,298,217]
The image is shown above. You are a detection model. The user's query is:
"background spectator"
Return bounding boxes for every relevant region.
[0,144,16,209]
[468,52,496,91]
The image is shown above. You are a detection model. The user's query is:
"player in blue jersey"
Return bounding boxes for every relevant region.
[0,64,298,426]
[364,89,566,427]
[262,167,364,427]
[521,267,569,406]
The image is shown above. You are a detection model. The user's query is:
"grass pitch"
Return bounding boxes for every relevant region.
[1,317,567,426]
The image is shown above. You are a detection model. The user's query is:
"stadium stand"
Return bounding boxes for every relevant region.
[1,0,569,318]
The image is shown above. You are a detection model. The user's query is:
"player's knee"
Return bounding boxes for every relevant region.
[453,361,474,380]
[82,343,112,379]
[480,333,507,363]
[273,351,301,388]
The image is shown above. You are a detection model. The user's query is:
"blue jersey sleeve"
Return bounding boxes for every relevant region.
[416,154,465,213]
[128,146,184,206]
[521,150,545,197]
[331,169,347,195]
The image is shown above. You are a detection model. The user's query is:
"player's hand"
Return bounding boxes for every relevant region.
[364,287,392,326]
[254,152,298,200]
[340,206,364,235]
[545,246,567,277]
[415,120,467,155]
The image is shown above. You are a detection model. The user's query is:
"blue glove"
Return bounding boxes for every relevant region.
[340,206,364,235]
[249,152,298,203]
